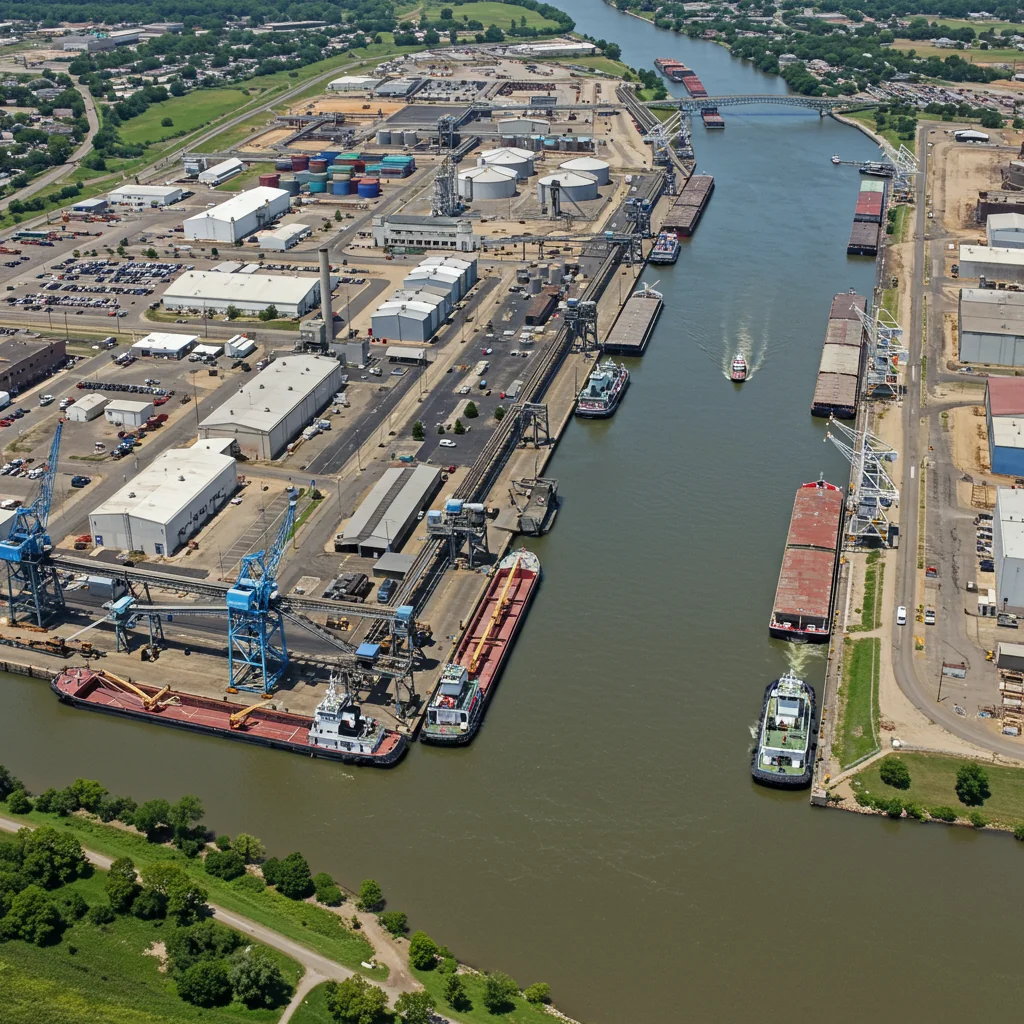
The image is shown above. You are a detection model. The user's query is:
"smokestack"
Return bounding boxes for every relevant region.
[319,248,334,341]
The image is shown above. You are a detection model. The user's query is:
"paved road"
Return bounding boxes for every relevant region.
[0,85,100,215]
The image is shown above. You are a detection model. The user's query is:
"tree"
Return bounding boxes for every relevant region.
[494,406,505,421]
[6,789,32,814]
[453,419,466,435]
[20,827,87,889]
[408,930,439,970]
[87,902,115,925]
[161,116,173,127]
[233,834,265,863]
[463,401,478,419]
[395,990,436,1024]
[143,862,207,924]
[879,757,911,790]
[314,872,343,906]
[170,80,185,97]
[443,972,469,1010]
[144,247,158,259]
[441,6,453,18]
[357,878,383,911]
[168,794,204,842]
[261,856,281,886]
[258,304,279,322]
[210,247,219,258]
[2,885,63,945]
[955,762,991,806]
[229,947,289,1008]
[132,798,170,840]
[523,982,550,1005]
[69,778,106,812]
[603,42,622,60]
[980,109,1003,129]
[51,788,78,817]
[275,852,313,900]
[106,857,139,913]
[437,423,445,434]
[214,835,232,851]
[176,960,232,1008]
[204,849,245,881]
[59,890,89,921]
[412,420,425,441]
[483,971,518,1013]
[324,976,389,1023]
[131,886,167,920]
[226,305,242,320]
[378,910,407,936]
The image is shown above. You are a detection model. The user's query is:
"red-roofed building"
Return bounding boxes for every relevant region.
[986,376,1024,475]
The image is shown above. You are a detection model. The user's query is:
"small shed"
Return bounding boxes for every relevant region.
[373,552,416,579]
[105,399,154,428]
[66,393,108,422]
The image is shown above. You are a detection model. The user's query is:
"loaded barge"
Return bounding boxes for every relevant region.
[811,291,866,419]
[603,282,663,355]
[847,179,885,257]
[654,58,689,83]
[664,174,715,237]
[769,479,845,644]
[51,668,407,765]
[422,549,541,745]
[701,107,725,129]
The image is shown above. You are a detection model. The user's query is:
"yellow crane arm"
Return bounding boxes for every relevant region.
[100,672,169,710]
[469,554,520,676]
[229,702,266,729]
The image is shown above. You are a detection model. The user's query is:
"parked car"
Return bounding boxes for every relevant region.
[438,438,457,448]
[39,394,54,406]
[924,608,936,625]
[896,606,907,626]
[377,579,397,604]
[70,475,92,488]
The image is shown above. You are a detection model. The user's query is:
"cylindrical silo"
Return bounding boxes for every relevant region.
[258,173,280,188]
[403,131,419,146]
[548,261,564,285]
[310,172,328,184]
[376,129,392,146]
[332,180,352,196]
[309,158,328,173]
[357,178,380,199]
[478,147,535,180]
[528,275,542,295]
[279,177,300,196]
[294,170,311,185]
[457,164,517,200]
[558,156,610,186]
[274,158,292,172]
[309,180,326,193]
[537,171,598,204]
[291,155,309,171]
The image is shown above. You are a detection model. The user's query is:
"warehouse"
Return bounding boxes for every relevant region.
[257,222,311,250]
[986,377,1024,475]
[403,265,463,302]
[987,213,1024,249]
[107,184,182,208]
[336,465,441,557]
[385,345,428,365]
[958,244,1024,285]
[0,337,66,394]
[958,288,1024,365]
[387,287,450,327]
[371,213,479,252]
[370,300,435,345]
[420,255,478,290]
[375,78,422,98]
[199,354,342,460]
[995,486,1024,610]
[183,187,291,244]
[105,399,154,428]
[510,41,597,56]
[162,270,321,317]
[327,75,382,91]
[496,117,549,135]
[955,129,990,143]
[66,393,108,422]
[457,164,518,200]
[71,196,107,215]
[198,157,244,186]
[131,332,198,360]
[89,443,238,556]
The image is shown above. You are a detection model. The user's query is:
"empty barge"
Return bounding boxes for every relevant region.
[769,479,845,644]
[664,174,715,237]
[811,291,866,419]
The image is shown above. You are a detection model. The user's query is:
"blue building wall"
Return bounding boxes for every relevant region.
[991,443,1024,477]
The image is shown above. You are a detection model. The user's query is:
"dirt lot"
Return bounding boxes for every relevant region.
[932,128,1024,232]
[238,128,292,153]
[287,97,408,117]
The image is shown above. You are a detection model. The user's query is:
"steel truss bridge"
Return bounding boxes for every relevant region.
[645,95,879,115]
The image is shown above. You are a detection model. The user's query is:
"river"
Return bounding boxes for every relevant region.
[3,7,1022,1022]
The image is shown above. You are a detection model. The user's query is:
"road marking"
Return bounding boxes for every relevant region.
[911,465,916,479]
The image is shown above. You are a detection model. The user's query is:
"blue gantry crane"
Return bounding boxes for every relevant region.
[225,494,296,694]
[0,422,65,627]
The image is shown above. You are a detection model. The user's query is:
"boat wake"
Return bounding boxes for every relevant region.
[717,321,767,381]
[785,644,825,678]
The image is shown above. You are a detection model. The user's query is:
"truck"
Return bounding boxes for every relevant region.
[473,360,489,376]
[0,391,10,412]
[504,379,524,401]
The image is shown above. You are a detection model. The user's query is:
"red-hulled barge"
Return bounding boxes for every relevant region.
[51,668,407,766]
[769,479,845,644]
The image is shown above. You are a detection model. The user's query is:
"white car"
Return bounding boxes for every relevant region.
[39,395,55,406]
[230,498,243,506]
[458,385,471,395]
[896,606,907,626]
[438,438,457,448]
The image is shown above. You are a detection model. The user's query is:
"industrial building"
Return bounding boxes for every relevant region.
[478,147,535,179]
[375,78,422,98]
[385,345,428,365]
[62,34,115,51]
[954,129,990,143]
[958,288,1024,365]
[986,377,1024,475]
[371,299,436,345]
[107,184,183,208]
[420,255,478,290]
[335,465,441,557]
[199,354,343,460]
[256,223,311,250]
[198,158,244,186]
[994,486,1024,610]
[510,40,598,56]
[371,214,478,252]
[105,399,155,428]
[457,164,518,200]
[71,196,107,215]
[558,156,610,186]
[327,75,382,91]
[0,337,66,394]
[403,265,463,302]
[497,117,549,135]
[958,244,1024,285]
[66,394,108,422]
[131,332,198,360]
[537,171,599,204]
[183,187,291,244]
[987,213,1024,249]
[89,442,238,556]
[162,271,322,317]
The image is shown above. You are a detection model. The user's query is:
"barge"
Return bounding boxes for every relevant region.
[654,58,689,83]
[421,549,541,745]
[51,667,407,766]
[751,672,817,788]
[663,174,715,237]
[769,478,844,643]
[811,290,866,419]
[847,179,885,256]
[701,107,725,129]
[603,282,663,356]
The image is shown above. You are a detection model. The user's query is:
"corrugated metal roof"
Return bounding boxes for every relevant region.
[360,465,440,552]
[787,482,844,550]
[961,243,1024,267]
[988,376,1024,416]
[960,288,1024,337]
[818,343,861,376]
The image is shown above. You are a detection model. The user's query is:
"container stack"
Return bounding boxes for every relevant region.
[380,155,415,178]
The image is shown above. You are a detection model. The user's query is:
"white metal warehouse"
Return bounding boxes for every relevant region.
[987,213,1024,249]
[327,75,382,91]
[370,300,434,345]
[420,255,478,289]
[959,244,1024,285]
[182,186,291,244]
[89,443,239,556]
[131,332,198,360]
[162,271,321,317]
[257,222,311,250]
[336,465,441,557]
[105,399,154,428]
[107,184,183,207]
[198,157,244,186]
[66,393,108,422]
[958,288,1024,366]
[403,265,463,302]
[995,486,1024,610]
[198,354,343,459]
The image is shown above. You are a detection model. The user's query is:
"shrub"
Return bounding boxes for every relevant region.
[929,806,958,822]
[87,902,115,925]
[131,886,167,920]
[878,757,911,790]
[443,972,469,1010]
[33,789,57,813]
[357,878,383,912]
[969,810,987,829]
[233,834,265,863]
[1014,823,1024,842]
[378,910,407,936]
[314,872,343,907]
[2,885,63,945]
[483,971,519,1014]
[106,857,139,913]
[453,419,466,435]
[324,975,389,1024]
[0,766,25,801]
[176,960,232,1008]
[412,420,425,441]
[204,849,245,881]
[60,891,89,921]
[260,856,281,886]
[6,789,32,814]
[524,982,551,1005]
[395,990,436,1024]
[463,401,479,418]
[229,946,289,1009]
[214,835,232,850]
[233,873,266,893]
[408,930,439,970]
[275,852,313,900]
[955,762,991,806]
[439,956,458,975]
[161,116,173,127]
[904,802,926,821]
[494,406,505,421]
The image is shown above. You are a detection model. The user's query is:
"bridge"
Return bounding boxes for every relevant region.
[644,95,878,115]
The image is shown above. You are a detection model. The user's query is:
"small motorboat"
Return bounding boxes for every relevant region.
[730,354,748,382]
[831,154,841,165]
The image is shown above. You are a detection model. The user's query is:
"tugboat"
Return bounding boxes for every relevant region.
[751,671,816,788]
[730,354,748,382]
[648,230,680,265]
[575,359,629,418]
[831,154,841,165]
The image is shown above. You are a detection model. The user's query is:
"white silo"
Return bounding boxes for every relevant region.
[478,146,535,180]
[558,156,610,186]
[536,171,598,205]
[457,164,518,200]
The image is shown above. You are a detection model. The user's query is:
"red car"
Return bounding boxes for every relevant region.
[153,396,169,406]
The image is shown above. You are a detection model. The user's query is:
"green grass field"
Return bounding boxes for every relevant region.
[850,552,884,632]
[422,1,560,29]
[836,637,881,769]
[917,16,1024,34]
[0,809,381,976]
[549,55,628,76]
[845,110,915,155]
[412,967,554,1024]
[118,89,251,147]
[889,38,1024,61]
[0,870,302,1024]
[216,163,277,192]
[854,752,1024,826]
[289,982,335,1024]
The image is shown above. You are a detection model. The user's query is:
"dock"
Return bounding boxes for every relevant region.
[664,174,715,236]
[602,286,664,355]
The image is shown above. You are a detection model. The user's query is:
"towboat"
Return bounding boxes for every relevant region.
[730,354,747,382]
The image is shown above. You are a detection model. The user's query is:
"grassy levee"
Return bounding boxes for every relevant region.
[412,967,555,1024]
[855,753,1024,827]
[119,88,252,147]
[0,808,383,977]
[850,550,884,633]
[836,637,881,769]
[289,981,335,1024]
[0,869,303,1024]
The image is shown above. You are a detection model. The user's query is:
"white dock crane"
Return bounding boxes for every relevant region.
[853,301,909,401]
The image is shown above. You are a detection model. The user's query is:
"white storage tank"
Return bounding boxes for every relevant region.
[457,164,518,200]
[537,171,598,204]
[558,156,610,186]
[478,146,535,180]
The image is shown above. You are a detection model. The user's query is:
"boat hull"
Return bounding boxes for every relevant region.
[575,374,629,418]
[751,681,817,789]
